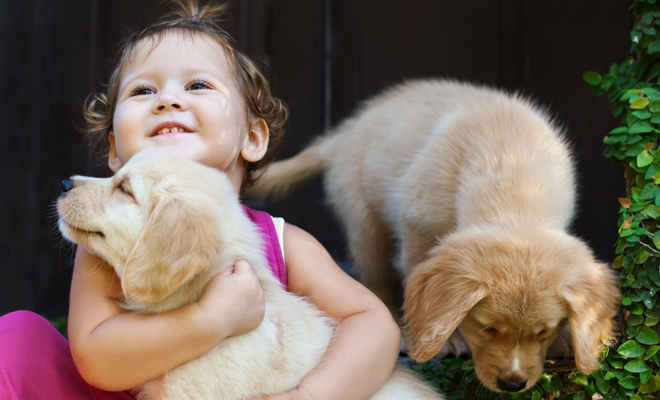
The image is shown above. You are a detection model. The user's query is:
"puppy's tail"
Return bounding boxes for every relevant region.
[248,137,328,200]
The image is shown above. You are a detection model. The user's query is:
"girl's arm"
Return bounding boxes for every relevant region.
[262,223,401,400]
[68,246,265,391]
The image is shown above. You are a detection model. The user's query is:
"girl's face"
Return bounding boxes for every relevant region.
[109,33,268,191]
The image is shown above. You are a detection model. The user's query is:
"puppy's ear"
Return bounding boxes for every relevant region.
[562,261,619,374]
[403,253,488,362]
[121,195,219,302]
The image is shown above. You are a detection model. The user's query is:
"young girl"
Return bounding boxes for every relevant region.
[0,1,401,399]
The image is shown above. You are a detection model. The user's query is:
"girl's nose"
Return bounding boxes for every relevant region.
[153,93,187,113]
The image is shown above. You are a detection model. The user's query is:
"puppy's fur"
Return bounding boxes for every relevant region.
[57,151,441,400]
[249,80,620,392]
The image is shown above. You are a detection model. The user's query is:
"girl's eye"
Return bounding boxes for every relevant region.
[188,80,212,90]
[131,85,155,96]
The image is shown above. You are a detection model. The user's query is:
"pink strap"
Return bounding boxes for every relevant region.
[242,206,288,290]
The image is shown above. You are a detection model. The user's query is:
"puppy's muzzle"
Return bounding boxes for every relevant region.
[497,378,527,392]
[60,178,74,196]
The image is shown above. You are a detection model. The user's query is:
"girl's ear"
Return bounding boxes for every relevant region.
[108,131,124,172]
[241,118,269,162]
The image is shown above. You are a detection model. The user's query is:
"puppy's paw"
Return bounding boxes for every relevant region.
[546,324,574,359]
[435,330,471,359]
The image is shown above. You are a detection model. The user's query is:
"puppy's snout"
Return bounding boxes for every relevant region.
[60,179,74,196]
[497,378,527,392]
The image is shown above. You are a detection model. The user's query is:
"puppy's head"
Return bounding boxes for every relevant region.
[58,150,239,307]
[403,227,619,392]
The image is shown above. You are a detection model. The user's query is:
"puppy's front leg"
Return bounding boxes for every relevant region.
[435,329,471,359]
[545,324,573,359]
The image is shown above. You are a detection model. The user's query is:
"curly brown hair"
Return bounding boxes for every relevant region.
[82,0,287,188]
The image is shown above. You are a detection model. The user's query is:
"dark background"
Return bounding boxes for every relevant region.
[0,0,632,318]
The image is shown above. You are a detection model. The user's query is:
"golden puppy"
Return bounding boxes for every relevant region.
[249,80,620,392]
[57,151,441,400]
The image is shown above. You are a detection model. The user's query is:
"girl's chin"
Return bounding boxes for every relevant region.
[145,144,201,162]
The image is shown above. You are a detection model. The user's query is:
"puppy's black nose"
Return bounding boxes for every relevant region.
[60,179,74,196]
[497,378,527,392]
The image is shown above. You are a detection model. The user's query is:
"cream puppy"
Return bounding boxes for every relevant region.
[249,80,620,393]
[57,151,441,400]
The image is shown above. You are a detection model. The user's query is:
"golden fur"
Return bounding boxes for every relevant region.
[57,150,441,400]
[249,80,620,392]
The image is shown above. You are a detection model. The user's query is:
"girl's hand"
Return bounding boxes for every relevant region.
[197,259,265,339]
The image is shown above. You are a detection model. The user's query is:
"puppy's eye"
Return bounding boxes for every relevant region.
[485,326,497,335]
[117,182,133,198]
[538,329,547,337]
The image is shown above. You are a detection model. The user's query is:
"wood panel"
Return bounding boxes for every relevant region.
[0,0,94,316]
[522,0,632,259]
[245,0,342,257]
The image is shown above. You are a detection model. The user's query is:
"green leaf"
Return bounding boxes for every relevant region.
[623,296,633,306]
[631,97,651,109]
[617,340,645,358]
[654,233,660,249]
[596,378,611,394]
[640,183,660,199]
[532,389,541,400]
[623,255,635,269]
[609,359,624,369]
[628,314,645,326]
[583,72,602,85]
[645,317,659,326]
[618,375,641,389]
[632,302,645,315]
[621,229,635,237]
[640,369,653,384]
[570,373,590,386]
[624,358,651,373]
[572,391,585,400]
[638,150,655,167]
[640,375,660,394]
[633,109,653,119]
[648,261,660,284]
[629,120,655,134]
[610,126,628,134]
[646,307,660,318]
[646,163,660,180]
[635,251,650,264]
[636,326,660,344]
[651,99,660,112]
[644,204,660,218]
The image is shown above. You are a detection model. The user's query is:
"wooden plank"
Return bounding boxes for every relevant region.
[0,0,94,316]
[331,0,501,124]
[244,0,344,258]
[523,0,632,261]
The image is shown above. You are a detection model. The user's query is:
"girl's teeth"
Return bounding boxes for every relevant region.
[156,127,187,135]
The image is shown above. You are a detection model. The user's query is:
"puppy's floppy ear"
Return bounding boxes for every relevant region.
[121,194,219,303]
[562,260,620,374]
[403,251,488,362]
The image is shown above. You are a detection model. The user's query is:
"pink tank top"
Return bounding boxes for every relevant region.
[242,206,288,291]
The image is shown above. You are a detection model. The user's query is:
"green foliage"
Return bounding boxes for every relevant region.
[578,0,660,398]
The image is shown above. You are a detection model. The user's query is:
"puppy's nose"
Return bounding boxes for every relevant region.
[497,378,527,392]
[60,179,74,196]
